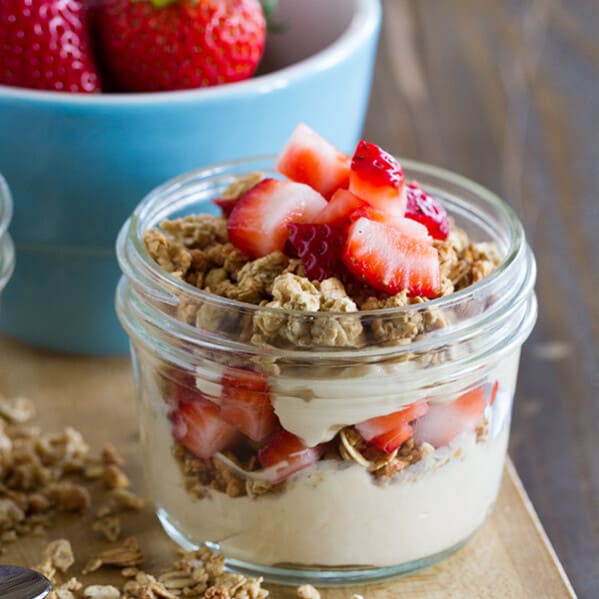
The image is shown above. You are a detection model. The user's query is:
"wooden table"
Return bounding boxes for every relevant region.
[365,2,599,597]
[0,337,576,598]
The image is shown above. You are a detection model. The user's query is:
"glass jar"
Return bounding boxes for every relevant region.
[116,157,537,586]
[0,175,15,301]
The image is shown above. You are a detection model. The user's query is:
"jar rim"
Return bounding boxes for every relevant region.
[119,155,526,321]
[0,175,14,291]
[0,175,12,241]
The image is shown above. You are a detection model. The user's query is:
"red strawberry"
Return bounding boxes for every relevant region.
[0,0,101,93]
[220,369,278,442]
[412,387,487,448]
[313,189,368,229]
[287,223,346,281]
[95,0,266,93]
[405,181,450,240]
[350,206,430,239]
[343,217,441,297]
[227,178,327,258]
[170,398,239,459]
[355,402,429,454]
[258,429,325,483]
[213,197,239,218]
[276,124,351,199]
[349,141,407,216]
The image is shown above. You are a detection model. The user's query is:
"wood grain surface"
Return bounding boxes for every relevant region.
[364,2,599,597]
[0,336,575,598]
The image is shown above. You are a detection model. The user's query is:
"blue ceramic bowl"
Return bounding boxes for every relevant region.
[0,0,381,355]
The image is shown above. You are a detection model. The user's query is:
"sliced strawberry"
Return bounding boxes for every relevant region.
[355,402,429,454]
[258,429,325,483]
[227,178,327,258]
[287,223,346,281]
[313,189,368,228]
[220,369,278,442]
[276,124,351,199]
[349,141,407,216]
[350,206,430,239]
[405,181,450,240]
[213,196,239,217]
[413,386,487,448]
[170,398,238,460]
[343,217,441,297]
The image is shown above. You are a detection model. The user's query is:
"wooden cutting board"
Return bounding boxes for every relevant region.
[0,336,576,598]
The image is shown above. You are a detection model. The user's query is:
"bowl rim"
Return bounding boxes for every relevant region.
[0,0,381,106]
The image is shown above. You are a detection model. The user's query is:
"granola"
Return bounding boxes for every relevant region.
[144,190,500,355]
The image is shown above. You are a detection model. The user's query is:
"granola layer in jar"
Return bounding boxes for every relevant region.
[116,155,536,586]
[0,176,15,302]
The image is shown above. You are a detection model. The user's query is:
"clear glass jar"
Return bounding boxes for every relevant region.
[0,175,15,301]
[116,157,537,586]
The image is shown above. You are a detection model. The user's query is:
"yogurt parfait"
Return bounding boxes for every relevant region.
[116,125,537,585]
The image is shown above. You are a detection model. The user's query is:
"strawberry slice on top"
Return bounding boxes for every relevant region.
[349,205,431,240]
[349,141,407,216]
[227,178,327,259]
[356,401,429,454]
[412,386,487,448]
[276,124,351,199]
[213,196,239,218]
[313,189,368,229]
[287,223,346,282]
[258,429,325,483]
[405,181,450,240]
[343,217,441,297]
[219,369,278,442]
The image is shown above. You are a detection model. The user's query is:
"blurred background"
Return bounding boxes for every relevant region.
[363,2,597,596]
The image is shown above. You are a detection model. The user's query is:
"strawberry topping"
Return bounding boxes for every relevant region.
[349,141,407,216]
[227,178,327,259]
[355,402,429,454]
[287,223,346,282]
[405,181,450,240]
[276,124,351,199]
[349,206,431,239]
[220,369,278,442]
[313,189,368,229]
[213,197,239,218]
[258,429,325,483]
[343,217,441,297]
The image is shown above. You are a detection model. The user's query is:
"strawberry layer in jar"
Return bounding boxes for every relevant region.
[116,127,537,586]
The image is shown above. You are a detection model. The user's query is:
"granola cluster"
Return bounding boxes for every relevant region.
[143,175,501,352]
[0,395,145,550]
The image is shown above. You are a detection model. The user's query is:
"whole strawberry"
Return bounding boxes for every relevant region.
[96,0,267,93]
[0,0,101,93]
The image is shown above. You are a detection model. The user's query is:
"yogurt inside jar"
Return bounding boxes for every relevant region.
[116,125,537,585]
